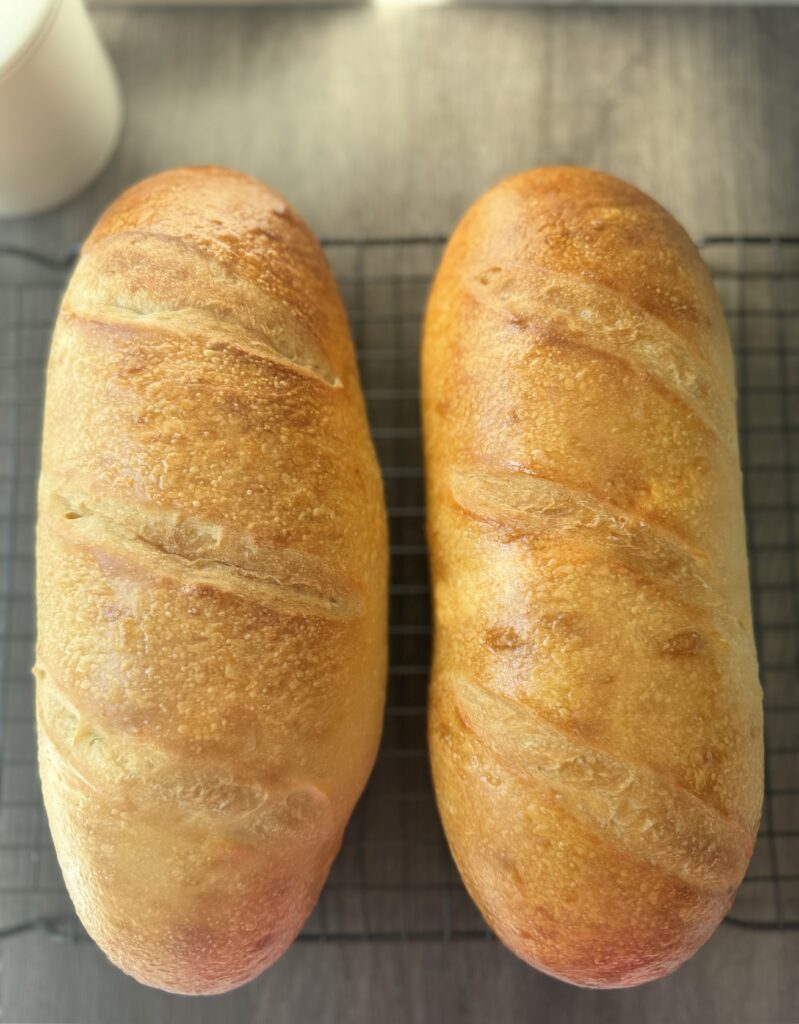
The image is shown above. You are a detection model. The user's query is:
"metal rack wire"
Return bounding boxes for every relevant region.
[0,236,796,948]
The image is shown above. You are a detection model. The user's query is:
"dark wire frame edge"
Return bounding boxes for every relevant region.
[0,237,796,944]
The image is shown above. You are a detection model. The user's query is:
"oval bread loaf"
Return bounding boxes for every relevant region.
[36,167,388,994]
[423,167,762,988]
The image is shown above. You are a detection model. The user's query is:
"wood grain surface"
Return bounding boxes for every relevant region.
[1,6,797,251]
[1,6,798,1023]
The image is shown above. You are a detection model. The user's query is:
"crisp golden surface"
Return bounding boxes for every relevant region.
[423,167,762,988]
[36,167,388,994]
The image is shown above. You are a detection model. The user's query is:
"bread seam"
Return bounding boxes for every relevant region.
[468,263,728,388]
[67,227,340,385]
[60,306,340,389]
[37,682,334,843]
[448,464,706,559]
[43,489,361,617]
[447,465,755,637]
[450,674,751,893]
[497,314,735,454]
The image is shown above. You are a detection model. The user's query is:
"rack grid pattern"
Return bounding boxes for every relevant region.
[0,236,796,947]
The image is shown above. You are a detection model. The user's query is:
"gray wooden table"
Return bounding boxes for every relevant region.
[1,6,798,1023]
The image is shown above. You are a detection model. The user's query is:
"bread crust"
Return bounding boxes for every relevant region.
[423,167,762,988]
[36,166,388,994]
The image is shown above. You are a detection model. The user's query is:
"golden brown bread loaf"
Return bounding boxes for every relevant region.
[35,166,388,994]
[423,167,762,988]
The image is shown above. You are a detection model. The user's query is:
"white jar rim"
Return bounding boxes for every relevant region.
[0,0,63,82]
[0,0,122,217]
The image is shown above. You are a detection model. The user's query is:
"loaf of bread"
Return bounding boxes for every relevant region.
[423,167,762,987]
[35,167,388,994]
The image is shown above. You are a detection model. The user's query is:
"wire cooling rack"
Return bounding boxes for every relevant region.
[0,236,797,950]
